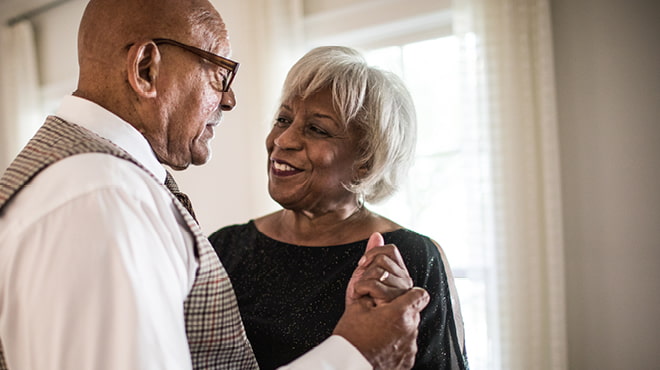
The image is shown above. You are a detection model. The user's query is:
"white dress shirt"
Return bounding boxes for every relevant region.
[0,96,370,370]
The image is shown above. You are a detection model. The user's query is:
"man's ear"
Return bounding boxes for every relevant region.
[127,41,160,98]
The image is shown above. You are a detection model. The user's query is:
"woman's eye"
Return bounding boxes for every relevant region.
[308,125,330,136]
[274,117,291,127]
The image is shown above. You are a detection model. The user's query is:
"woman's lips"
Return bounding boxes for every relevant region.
[271,159,302,176]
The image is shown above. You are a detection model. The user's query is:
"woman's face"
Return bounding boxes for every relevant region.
[266,88,362,213]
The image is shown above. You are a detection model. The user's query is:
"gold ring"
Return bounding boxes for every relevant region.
[379,271,389,282]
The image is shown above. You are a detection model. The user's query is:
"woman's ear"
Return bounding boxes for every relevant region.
[353,161,370,183]
[126,41,160,98]
[357,165,369,179]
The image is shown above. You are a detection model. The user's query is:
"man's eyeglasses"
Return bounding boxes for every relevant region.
[153,38,239,92]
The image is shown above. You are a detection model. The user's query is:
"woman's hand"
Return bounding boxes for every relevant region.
[346,232,414,306]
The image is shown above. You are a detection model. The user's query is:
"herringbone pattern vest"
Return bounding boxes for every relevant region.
[0,116,258,369]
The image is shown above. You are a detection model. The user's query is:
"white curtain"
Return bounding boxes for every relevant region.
[234,0,305,219]
[250,0,305,121]
[0,20,42,172]
[452,0,567,369]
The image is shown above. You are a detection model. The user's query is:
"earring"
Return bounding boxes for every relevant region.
[356,192,365,209]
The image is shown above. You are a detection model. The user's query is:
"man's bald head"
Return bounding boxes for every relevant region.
[78,0,227,57]
[75,0,229,106]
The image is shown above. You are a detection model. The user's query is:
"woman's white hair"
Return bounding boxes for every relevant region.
[279,46,417,203]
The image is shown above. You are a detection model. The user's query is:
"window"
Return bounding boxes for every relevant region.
[363,36,489,370]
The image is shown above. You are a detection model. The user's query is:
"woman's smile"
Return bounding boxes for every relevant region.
[270,159,302,176]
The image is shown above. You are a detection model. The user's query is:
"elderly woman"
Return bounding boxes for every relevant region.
[209,46,468,370]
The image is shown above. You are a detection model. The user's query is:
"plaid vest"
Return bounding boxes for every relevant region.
[0,116,257,370]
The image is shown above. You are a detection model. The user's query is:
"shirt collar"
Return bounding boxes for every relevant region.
[55,95,167,184]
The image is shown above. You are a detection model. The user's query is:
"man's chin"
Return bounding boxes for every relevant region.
[190,148,212,166]
[167,162,190,171]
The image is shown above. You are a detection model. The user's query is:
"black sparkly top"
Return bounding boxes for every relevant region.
[209,221,468,370]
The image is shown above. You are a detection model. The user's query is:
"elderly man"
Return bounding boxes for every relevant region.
[0,0,429,369]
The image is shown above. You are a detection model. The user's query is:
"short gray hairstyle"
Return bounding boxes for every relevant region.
[279,46,417,203]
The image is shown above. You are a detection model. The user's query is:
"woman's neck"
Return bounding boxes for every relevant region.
[256,206,400,247]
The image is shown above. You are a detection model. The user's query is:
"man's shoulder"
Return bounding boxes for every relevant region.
[47,153,158,195]
[7,153,165,221]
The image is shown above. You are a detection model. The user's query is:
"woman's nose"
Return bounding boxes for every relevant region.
[273,124,302,150]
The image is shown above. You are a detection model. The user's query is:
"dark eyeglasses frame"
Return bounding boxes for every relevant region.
[153,38,239,92]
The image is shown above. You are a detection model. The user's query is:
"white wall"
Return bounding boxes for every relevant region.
[32,0,84,108]
[552,0,660,368]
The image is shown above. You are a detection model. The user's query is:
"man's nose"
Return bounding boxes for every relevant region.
[220,88,236,111]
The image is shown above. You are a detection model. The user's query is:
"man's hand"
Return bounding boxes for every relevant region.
[334,287,430,369]
[335,232,430,369]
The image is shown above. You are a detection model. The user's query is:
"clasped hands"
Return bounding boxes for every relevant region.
[333,233,430,370]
